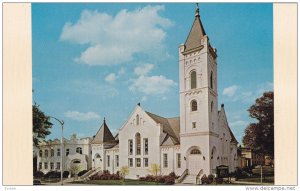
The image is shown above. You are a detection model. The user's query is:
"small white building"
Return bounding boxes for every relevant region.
[36,134,92,174]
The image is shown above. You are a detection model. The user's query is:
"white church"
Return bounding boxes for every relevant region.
[37,5,239,184]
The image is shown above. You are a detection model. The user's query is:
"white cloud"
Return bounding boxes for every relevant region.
[257,81,273,95]
[222,85,238,97]
[141,96,147,101]
[105,73,117,83]
[134,64,154,76]
[129,75,176,95]
[118,67,126,75]
[65,111,101,121]
[60,6,173,65]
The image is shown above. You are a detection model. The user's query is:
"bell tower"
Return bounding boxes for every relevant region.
[179,4,218,136]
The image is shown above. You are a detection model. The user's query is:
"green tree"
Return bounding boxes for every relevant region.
[33,103,53,146]
[148,163,160,176]
[243,91,274,157]
[69,163,83,177]
[120,166,129,181]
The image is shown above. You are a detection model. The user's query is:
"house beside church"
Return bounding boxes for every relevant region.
[36,5,239,184]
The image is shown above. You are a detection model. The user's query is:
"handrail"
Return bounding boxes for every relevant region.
[176,169,188,183]
[196,169,203,184]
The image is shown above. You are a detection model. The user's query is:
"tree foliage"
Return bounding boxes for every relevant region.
[148,163,160,176]
[33,103,53,146]
[243,91,274,157]
[120,166,129,181]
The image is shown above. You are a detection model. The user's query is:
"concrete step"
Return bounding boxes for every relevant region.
[181,175,197,184]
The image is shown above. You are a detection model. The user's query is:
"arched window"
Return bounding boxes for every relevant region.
[190,70,197,89]
[190,149,201,154]
[45,150,48,157]
[95,154,101,158]
[191,100,197,111]
[51,149,54,157]
[135,133,141,155]
[211,101,213,112]
[136,114,139,125]
[73,159,81,164]
[76,147,82,154]
[210,71,213,89]
[39,150,43,157]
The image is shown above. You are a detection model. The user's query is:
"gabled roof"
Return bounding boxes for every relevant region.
[145,111,180,145]
[218,104,238,144]
[91,119,115,144]
[183,6,206,53]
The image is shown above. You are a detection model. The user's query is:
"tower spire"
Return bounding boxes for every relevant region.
[195,3,200,17]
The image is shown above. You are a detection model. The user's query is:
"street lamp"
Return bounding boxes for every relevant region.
[50,116,64,186]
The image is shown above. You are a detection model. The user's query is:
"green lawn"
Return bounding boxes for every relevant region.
[71,179,165,185]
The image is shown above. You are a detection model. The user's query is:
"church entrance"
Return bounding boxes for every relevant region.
[188,148,202,175]
[94,153,102,169]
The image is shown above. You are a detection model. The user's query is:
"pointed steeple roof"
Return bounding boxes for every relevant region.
[183,3,206,53]
[91,118,115,144]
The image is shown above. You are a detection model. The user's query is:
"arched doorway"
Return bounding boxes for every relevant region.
[187,147,202,175]
[94,153,102,169]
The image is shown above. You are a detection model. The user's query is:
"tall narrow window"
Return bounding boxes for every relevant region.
[76,147,82,154]
[39,162,42,170]
[136,114,140,125]
[136,158,141,167]
[163,154,168,168]
[51,149,54,157]
[39,150,43,157]
[50,162,54,170]
[44,162,48,169]
[192,122,196,129]
[129,140,133,155]
[56,162,60,170]
[136,133,141,155]
[45,150,48,158]
[107,155,110,167]
[176,153,181,168]
[191,100,197,111]
[144,158,148,167]
[210,71,213,89]
[211,101,214,112]
[144,138,148,155]
[128,158,133,167]
[66,148,69,156]
[57,148,61,156]
[190,70,197,89]
[116,155,119,167]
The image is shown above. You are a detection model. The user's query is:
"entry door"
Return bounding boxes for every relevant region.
[188,154,202,175]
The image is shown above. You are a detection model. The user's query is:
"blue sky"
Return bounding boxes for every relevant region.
[32,3,273,144]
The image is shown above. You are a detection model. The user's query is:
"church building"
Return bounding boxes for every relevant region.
[90,5,239,183]
[36,5,239,184]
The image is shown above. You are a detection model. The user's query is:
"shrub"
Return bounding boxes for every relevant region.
[33,171,44,178]
[90,172,122,180]
[168,172,176,178]
[145,175,156,182]
[215,178,224,184]
[33,180,41,185]
[63,171,69,178]
[164,176,175,185]
[78,170,89,177]
[201,174,210,184]
[44,171,60,178]
[157,176,165,183]
[207,174,214,184]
